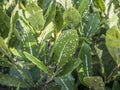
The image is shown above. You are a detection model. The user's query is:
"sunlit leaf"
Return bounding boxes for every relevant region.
[37,22,55,44]
[63,7,81,27]
[106,25,120,65]
[54,30,78,66]
[23,51,52,74]
[24,2,45,30]
[98,0,105,11]
[56,0,72,9]
[0,36,11,57]
[78,0,90,14]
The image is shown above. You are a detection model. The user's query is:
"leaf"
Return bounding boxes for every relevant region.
[83,76,105,90]
[54,30,78,66]
[63,7,81,27]
[77,42,93,85]
[0,8,10,38]
[83,13,100,37]
[105,26,120,65]
[10,48,24,59]
[56,0,72,9]
[45,82,61,90]
[54,4,64,31]
[23,51,52,74]
[24,2,45,30]
[0,36,11,57]
[18,17,38,56]
[55,74,75,90]
[37,22,55,44]
[79,42,93,76]
[0,72,29,88]
[44,0,56,26]
[5,3,19,43]
[112,81,120,90]
[98,0,105,11]
[78,0,90,14]
[108,3,119,28]
[56,58,81,77]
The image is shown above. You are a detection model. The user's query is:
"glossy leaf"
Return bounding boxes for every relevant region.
[83,76,105,90]
[106,26,120,65]
[54,30,78,66]
[23,51,52,74]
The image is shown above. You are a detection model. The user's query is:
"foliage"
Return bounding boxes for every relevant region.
[0,0,120,90]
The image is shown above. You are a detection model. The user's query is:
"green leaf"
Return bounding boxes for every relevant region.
[45,82,61,90]
[55,74,75,90]
[0,72,29,88]
[44,0,56,26]
[84,13,100,37]
[77,42,93,85]
[5,3,19,43]
[79,42,93,76]
[98,0,105,11]
[54,30,78,66]
[37,22,55,44]
[112,81,120,90]
[18,17,38,56]
[10,48,24,59]
[83,76,105,90]
[56,58,81,77]
[56,0,72,9]
[106,25,120,65]
[23,51,52,74]
[0,9,10,38]
[54,4,64,31]
[78,0,90,14]
[63,7,81,27]
[24,2,45,30]
[0,36,11,57]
